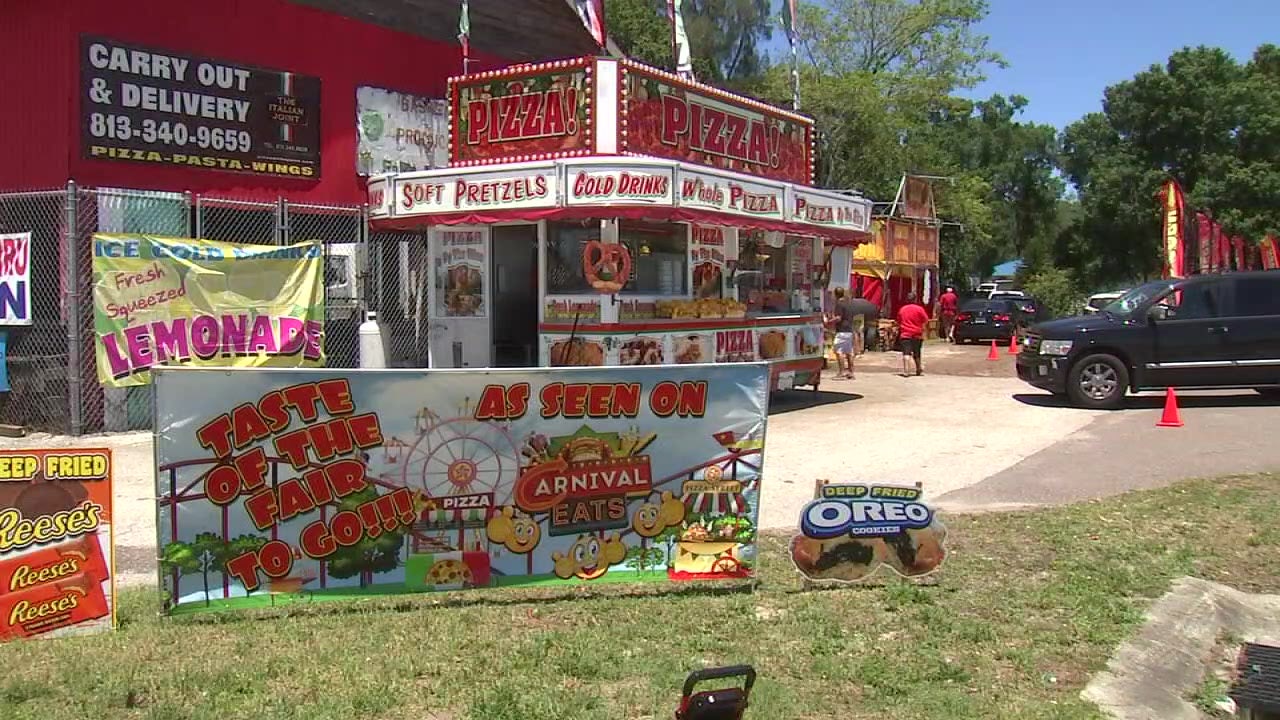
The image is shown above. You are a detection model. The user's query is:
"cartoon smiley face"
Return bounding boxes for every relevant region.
[486,506,541,554]
[631,491,686,538]
[632,503,663,537]
[552,533,627,580]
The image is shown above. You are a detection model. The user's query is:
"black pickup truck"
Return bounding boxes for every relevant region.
[1016,270,1280,408]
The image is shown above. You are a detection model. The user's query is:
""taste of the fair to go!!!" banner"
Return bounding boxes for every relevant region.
[153,364,768,615]
[92,234,325,387]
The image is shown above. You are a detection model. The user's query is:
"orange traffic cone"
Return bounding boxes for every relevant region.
[1156,387,1183,427]
[986,340,1000,361]
[1008,334,1020,355]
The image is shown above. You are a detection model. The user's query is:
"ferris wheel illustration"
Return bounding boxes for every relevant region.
[385,400,522,505]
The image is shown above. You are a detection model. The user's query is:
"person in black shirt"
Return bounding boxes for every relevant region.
[828,287,856,379]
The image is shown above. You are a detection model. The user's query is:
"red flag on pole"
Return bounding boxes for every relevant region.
[1262,236,1280,270]
[573,0,607,49]
[1196,212,1212,274]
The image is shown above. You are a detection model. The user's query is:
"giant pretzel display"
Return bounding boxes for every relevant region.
[582,240,632,294]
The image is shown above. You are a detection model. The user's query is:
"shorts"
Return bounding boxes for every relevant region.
[834,332,854,354]
[899,337,923,358]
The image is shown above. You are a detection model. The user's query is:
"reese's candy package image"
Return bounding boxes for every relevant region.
[0,570,110,640]
[0,533,110,596]
[0,449,115,642]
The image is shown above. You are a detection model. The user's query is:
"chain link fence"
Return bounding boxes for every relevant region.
[0,183,374,435]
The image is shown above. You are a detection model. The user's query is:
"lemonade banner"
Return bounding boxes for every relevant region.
[0,448,115,642]
[153,364,768,615]
[92,234,325,387]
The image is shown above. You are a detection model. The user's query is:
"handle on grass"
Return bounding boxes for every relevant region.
[682,665,756,698]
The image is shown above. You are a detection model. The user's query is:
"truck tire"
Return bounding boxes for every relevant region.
[1067,354,1129,410]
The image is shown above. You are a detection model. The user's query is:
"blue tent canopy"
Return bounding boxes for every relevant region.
[992,259,1024,278]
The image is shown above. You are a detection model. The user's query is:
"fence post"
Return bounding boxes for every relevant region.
[277,197,290,245]
[63,180,83,436]
[194,193,203,240]
[184,191,194,237]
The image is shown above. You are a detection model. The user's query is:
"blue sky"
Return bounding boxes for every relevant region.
[966,0,1278,129]
[768,0,1277,129]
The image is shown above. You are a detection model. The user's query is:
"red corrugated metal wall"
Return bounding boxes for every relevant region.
[0,0,508,203]
[0,1,76,191]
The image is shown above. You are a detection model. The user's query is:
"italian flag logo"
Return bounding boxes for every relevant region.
[278,72,294,142]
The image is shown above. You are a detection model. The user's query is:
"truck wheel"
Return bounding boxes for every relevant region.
[1067,354,1129,409]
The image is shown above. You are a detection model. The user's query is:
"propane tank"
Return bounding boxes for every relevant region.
[359,311,388,368]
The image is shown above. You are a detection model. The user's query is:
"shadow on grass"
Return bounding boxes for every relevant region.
[162,577,759,626]
[1012,391,1277,411]
[769,390,862,414]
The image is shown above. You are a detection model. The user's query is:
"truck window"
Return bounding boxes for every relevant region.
[1233,277,1280,317]
[1162,281,1223,320]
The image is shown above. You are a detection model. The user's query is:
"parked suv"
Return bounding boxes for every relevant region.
[1016,271,1280,408]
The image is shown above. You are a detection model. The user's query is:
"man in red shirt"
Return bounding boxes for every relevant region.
[938,286,959,342]
[897,292,930,376]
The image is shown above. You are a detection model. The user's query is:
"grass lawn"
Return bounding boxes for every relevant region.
[2,473,1278,720]
[167,569,675,615]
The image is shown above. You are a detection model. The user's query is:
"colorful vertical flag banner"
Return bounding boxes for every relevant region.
[1160,180,1185,278]
[0,448,115,642]
[1262,236,1279,270]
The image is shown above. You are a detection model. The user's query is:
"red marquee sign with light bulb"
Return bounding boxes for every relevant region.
[621,60,813,186]
[450,58,595,166]
[447,57,814,186]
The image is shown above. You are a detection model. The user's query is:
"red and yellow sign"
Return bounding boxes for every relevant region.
[0,448,114,641]
[449,59,593,165]
[622,62,813,185]
[513,426,655,536]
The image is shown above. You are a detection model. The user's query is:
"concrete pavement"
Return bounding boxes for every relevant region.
[938,389,1280,510]
[758,373,1104,528]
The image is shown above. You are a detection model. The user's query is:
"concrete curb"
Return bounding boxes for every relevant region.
[1082,576,1280,719]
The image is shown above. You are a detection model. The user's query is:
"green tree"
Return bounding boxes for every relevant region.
[160,532,229,607]
[1021,267,1085,319]
[326,487,406,588]
[656,526,683,570]
[604,0,671,69]
[747,0,1010,281]
[225,534,269,595]
[1060,44,1280,285]
[605,0,774,83]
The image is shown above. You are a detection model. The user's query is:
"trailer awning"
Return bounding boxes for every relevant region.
[368,157,874,245]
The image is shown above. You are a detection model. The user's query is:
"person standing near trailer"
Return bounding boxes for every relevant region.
[897,292,930,376]
[938,286,959,342]
[828,287,856,379]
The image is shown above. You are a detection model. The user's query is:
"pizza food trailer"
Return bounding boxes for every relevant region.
[367,57,872,392]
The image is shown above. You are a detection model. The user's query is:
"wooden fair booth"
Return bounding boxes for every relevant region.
[368,57,873,392]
